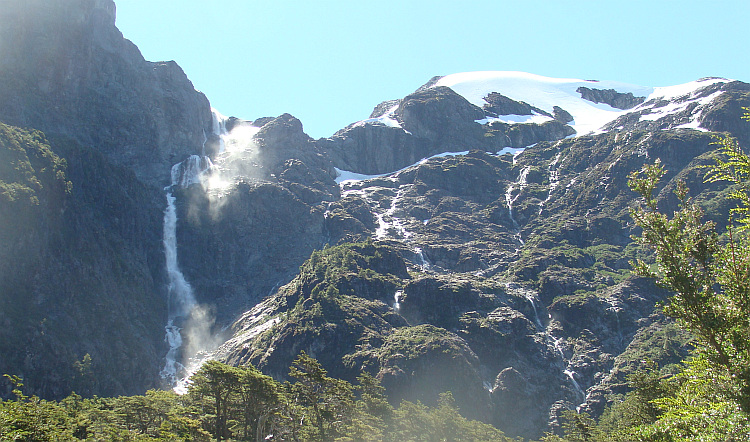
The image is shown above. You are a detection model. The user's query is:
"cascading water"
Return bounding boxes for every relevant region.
[505,166,530,245]
[523,290,545,330]
[414,247,431,271]
[375,187,410,240]
[509,283,589,411]
[393,290,403,311]
[160,189,199,384]
[539,149,563,215]
[212,108,228,154]
[160,109,227,389]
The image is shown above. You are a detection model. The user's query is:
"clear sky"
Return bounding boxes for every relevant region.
[115,1,750,139]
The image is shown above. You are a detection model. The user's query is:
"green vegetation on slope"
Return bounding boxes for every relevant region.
[543,112,750,441]
[0,356,514,442]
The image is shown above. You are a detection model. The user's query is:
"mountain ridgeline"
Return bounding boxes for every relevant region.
[1,1,750,439]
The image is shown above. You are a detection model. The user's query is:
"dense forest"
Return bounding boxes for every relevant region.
[0,354,513,441]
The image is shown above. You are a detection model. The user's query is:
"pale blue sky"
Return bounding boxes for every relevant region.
[116,1,749,139]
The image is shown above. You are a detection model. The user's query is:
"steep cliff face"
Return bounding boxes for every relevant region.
[0,0,212,187]
[0,123,167,399]
[170,112,339,325]
[0,0,216,398]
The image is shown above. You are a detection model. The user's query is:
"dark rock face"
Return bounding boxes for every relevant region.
[577,86,646,109]
[698,81,750,146]
[177,181,328,321]
[323,87,582,178]
[172,113,339,322]
[397,86,487,144]
[601,80,746,135]
[487,120,576,147]
[0,0,212,186]
[553,105,574,123]
[216,82,749,438]
[483,92,552,117]
[0,124,167,399]
[322,86,498,175]
[322,123,429,175]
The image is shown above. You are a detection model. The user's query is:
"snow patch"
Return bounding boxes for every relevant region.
[350,103,408,132]
[335,150,470,185]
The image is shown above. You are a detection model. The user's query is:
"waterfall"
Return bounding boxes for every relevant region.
[539,150,563,215]
[565,370,586,407]
[509,283,590,411]
[523,291,545,330]
[414,247,431,271]
[374,187,410,240]
[160,189,199,384]
[159,111,227,387]
[212,108,228,154]
[393,290,403,311]
[505,166,530,245]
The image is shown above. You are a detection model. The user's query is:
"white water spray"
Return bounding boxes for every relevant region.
[393,290,403,311]
[160,188,200,384]
[160,110,229,388]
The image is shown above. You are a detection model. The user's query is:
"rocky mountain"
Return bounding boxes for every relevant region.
[1,2,749,439]
[0,0,212,187]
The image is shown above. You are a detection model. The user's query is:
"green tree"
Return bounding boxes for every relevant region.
[336,373,393,442]
[629,159,750,412]
[0,375,76,441]
[391,399,434,442]
[288,351,355,441]
[236,365,282,441]
[189,360,243,440]
[626,110,750,438]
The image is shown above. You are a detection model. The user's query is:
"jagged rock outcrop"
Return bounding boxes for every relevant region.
[172,114,339,321]
[0,0,212,186]
[214,77,750,439]
[176,180,328,321]
[601,79,749,136]
[322,87,503,175]
[483,92,551,117]
[577,86,646,109]
[486,120,576,147]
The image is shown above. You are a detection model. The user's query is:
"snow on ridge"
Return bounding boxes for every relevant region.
[434,71,653,136]
[432,71,732,135]
[350,103,406,131]
[646,77,730,102]
[343,71,733,140]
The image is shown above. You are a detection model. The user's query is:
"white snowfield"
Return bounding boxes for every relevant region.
[434,71,730,136]
[336,71,733,184]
